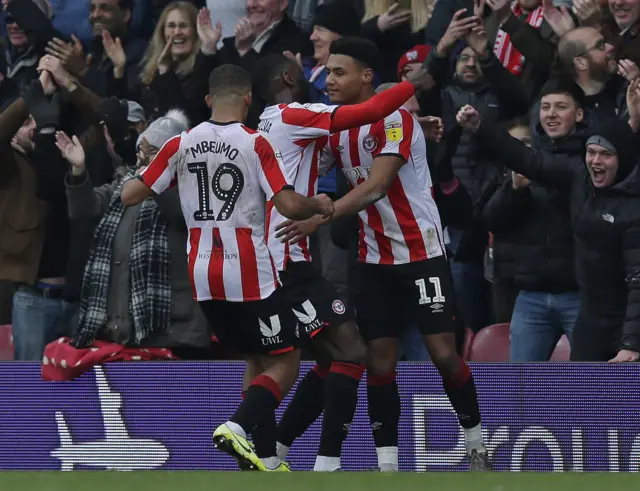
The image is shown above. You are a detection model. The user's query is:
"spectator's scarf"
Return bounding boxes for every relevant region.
[493,4,544,76]
[74,174,171,349]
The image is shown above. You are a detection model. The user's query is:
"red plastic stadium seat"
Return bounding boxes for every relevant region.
[0,324,14,360]
[468,323,510,362]
[550,334,571,361]
[463,327,474,360]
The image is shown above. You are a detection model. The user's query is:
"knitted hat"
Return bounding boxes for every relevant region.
[312,1,361,37]
[137,109,190,150]
[127,101,146,124]
[586,118,638,185]
[397,45,431,80]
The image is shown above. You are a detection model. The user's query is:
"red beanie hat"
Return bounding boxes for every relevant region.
[397,45,431,80]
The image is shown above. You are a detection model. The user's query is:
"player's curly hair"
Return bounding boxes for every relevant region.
[329,36,380,72]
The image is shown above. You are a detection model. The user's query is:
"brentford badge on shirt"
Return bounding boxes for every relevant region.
[332,300,346,315]
[385,121,403,142]
[362,134,378,152]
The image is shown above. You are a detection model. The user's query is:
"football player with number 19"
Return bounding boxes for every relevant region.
[121,65,334,472]
[276,38,492,471]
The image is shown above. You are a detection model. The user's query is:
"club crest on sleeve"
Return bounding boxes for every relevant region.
[362,134,378,153]
[332,300,346,315]
[385,121,403,142]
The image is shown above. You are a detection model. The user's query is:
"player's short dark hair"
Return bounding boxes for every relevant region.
[209,64,252,98]
[252,53,298,102]
[329,36,380,72]
[539,77,586,109]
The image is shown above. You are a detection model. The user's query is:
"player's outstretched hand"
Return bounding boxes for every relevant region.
[405,66,436,92]
[275,215,328,244]
[311,193,335,218]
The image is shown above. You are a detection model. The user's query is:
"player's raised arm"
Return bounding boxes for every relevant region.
[121,135,182,205]
[328,81,416,133]
[328,39,434,133]
[456,104,577,188]
[254,134,334,220]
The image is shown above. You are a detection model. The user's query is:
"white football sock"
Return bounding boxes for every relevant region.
[376,446,398,471]
[314,456,341,472]
[276,442,289,461]
[464,423,485,453]
[225,421,246,438]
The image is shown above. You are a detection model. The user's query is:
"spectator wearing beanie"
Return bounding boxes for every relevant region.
[59,107,210,369]
[397,44,430,80]
[397,44,440,116]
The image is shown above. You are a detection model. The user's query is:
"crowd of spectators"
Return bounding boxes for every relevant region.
[0,0,639,364]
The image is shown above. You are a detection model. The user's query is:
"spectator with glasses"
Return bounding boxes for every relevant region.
[557,27,629,124]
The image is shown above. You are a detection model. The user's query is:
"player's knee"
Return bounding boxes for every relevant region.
[366,340,398,377]
[260,350,301,395]
[344,338,368,365]
[431,350,462,379]
[335,327,367,365]
[320,321,368,365]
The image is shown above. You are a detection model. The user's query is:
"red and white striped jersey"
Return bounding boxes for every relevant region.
[258,102,336,271]
[328,108,445,265]
[140,120,293,302]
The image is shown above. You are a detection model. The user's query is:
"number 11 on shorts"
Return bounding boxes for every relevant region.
[415,277,446,305]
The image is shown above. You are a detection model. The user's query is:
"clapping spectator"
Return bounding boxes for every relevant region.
[215,0,312,71]
[204,0,246,44]
[5,72,78,361]
[0,86,48,359]
[137,4,221,123]
[45,0,146,97]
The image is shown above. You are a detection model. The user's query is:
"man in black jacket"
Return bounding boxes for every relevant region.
[458,80,640,362]
[483,79,583,361]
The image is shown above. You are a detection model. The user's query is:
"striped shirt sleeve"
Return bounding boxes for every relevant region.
[375,110,415,161]
[140,135,182,194]
[254,134,293,201]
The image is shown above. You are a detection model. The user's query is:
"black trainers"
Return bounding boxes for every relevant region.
[468,449,492,471]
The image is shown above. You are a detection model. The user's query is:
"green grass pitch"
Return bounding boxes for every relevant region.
[0,471,636,491]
